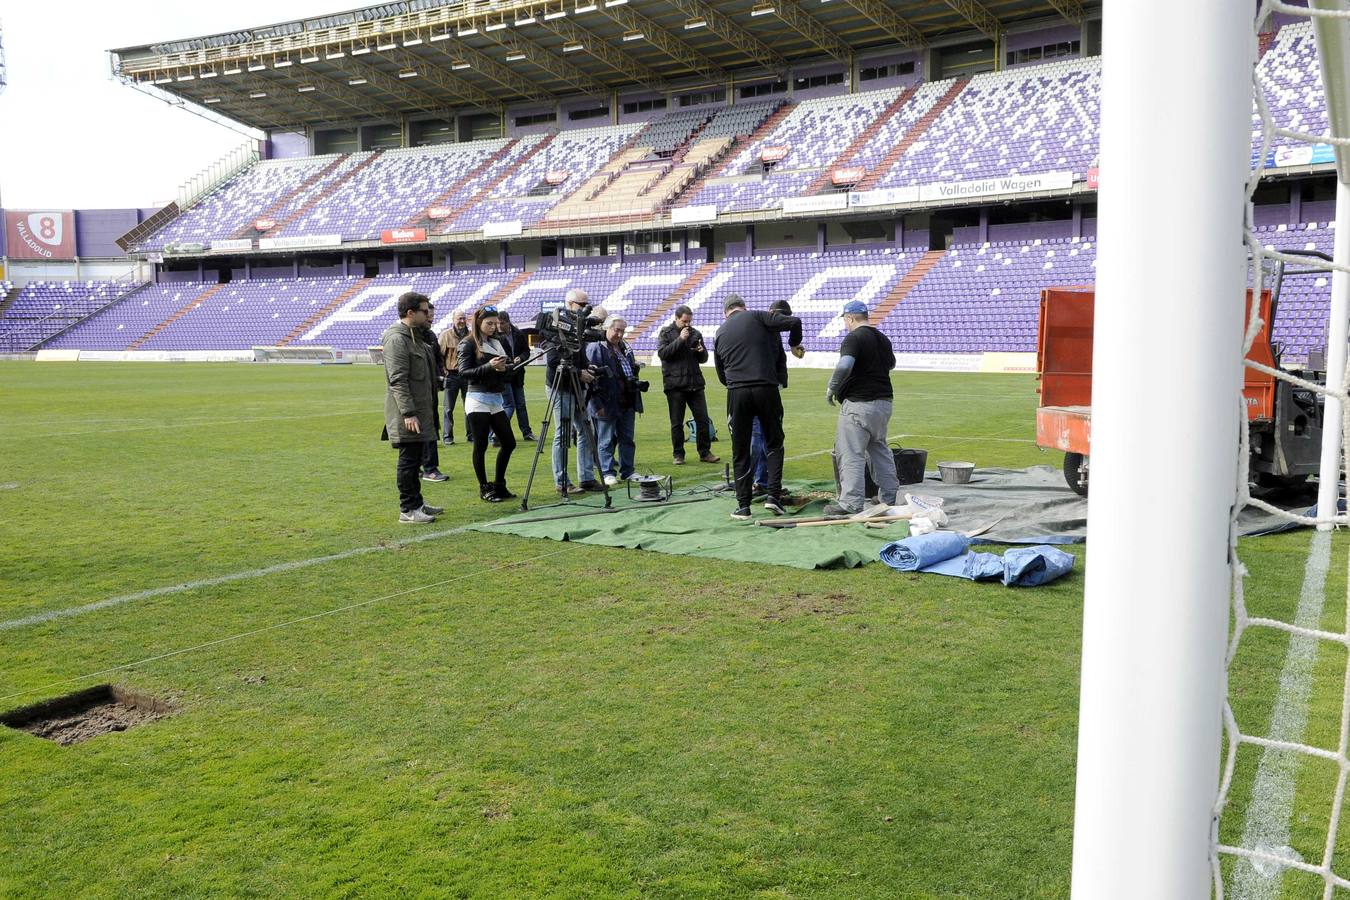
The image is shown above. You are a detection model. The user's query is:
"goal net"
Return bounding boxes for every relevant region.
[1071,1,1350,897]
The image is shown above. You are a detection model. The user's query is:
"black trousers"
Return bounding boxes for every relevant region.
[467,410,517,486]
[421,439,440,473]
[394,441,427,512]
[443,375,471,442]
[728,385,784,508]
[665,387,712,458]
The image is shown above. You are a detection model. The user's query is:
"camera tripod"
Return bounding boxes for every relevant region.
[517,347,612,512]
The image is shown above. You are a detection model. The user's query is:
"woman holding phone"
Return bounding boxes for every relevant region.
[457,305,518,501]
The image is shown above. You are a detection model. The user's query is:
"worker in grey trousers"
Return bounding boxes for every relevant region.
[823,300,900,516]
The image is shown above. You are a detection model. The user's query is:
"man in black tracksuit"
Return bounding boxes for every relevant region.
[713,293,803,519]
[656,304,719,466]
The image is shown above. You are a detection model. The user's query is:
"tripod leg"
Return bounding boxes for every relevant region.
[519,366,567,511]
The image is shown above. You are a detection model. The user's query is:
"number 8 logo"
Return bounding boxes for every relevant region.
[38,217,56,241]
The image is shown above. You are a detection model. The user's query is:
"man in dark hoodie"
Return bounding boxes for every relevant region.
[713,293,803,520]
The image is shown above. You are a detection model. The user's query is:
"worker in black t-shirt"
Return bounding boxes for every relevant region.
[823,300,899,516]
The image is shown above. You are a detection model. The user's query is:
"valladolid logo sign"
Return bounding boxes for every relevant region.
[5,210,75,260]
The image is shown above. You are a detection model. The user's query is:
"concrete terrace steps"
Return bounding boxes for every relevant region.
[484,270,533,308]
[279,278,374,346]
[230,155,348,241]
[404,139,520,231]
[0,283,21,318]
[673,101,797,207]
[805,84,920,196]
[632,261,718,337]
[127,283,226,350]
[263,150,388,239]
[856,78,970,192]
[871,249,946,323]
[441,134,557,231]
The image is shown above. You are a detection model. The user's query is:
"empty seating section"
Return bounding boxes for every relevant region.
[0,281,139,351]
[45,284,209,350]
[845,81,949,173]
[882,240,1096,353]
[641,109,713,154]
[140,156,339,250]
[876,59,1101,188]
[722,87,906,176]
[1254,223,1335,364]
[1254,22,1329,161]
[275,142,506,240]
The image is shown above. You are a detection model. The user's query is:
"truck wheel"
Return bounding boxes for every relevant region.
[1064,452,1089,497]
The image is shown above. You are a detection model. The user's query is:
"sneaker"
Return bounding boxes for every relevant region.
[603,473,619,487]
[763,497,786,516]
[699,453,721,464]
[580,480,604,492]
[399,508,436,524]
[673,455,686,466]
[730,506,753,520]
[420,503,445,516]
[421,470,449,483]
[821,501,860,518]
[521,432,537,441]
[443,437,455,446]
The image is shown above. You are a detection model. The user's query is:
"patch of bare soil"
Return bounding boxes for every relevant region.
[0,685,174,746]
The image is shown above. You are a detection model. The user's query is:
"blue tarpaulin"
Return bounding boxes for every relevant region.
[879,534,1076,587]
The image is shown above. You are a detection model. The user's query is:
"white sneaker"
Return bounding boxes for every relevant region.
[399,508,436,524]
[603,474,619,486]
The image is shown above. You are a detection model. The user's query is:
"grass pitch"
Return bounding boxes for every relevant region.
[0,360,1339,897]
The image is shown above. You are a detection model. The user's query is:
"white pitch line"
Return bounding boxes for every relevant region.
[1232,529,1332,898]
[0,522,478,632]
[0,407,373,441]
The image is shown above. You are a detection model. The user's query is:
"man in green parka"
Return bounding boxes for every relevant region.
[382,292,443,524]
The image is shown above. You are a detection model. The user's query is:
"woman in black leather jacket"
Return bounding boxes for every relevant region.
[457,305,518,501]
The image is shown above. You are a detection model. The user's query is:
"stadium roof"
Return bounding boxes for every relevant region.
[111,0,1099,132]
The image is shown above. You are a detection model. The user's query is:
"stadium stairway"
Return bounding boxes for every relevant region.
[856,78,969,191]
[228,155,348,241]
[870,249,946,322]
[278,278,374,346]
[484,270,533,308]
[632,261,719,337]
[128,284,225,350]
[404,139,521,231]
[674,101,797,206]
[804,84,920,196]
[0,282,20,318]
[439,134,557,230]
[263,151,387,239]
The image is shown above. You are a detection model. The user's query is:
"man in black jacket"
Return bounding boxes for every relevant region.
[713,293,803,519]
[656,304,719,466]
[496,311,535,441]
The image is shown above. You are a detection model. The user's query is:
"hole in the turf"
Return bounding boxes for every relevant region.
[0,684,174,745]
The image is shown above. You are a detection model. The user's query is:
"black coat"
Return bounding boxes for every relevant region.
[457,336,512,394]
[656,322,708,392]
[713,309,803,390]
[497,323,529,387]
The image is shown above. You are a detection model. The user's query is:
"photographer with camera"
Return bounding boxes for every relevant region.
[585,315,645,485]
[535,287,603,496]
[457,305,518,502]
[656,304,719,467]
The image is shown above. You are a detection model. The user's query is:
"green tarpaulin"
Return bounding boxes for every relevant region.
[470,482,899,570]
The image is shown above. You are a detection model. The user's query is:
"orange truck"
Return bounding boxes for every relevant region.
[1036,268,1326,496]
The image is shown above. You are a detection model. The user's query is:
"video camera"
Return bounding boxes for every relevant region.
[535,302,605,355]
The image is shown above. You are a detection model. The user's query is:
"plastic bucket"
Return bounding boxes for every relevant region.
[893,448,927,485]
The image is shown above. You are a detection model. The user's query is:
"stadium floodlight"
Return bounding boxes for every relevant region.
[299,54,318,64]
[154,75,173,84]
[621,29,644,41]
[750,3,776,15]
[450,59,470,70]
[223,66,243,74]
[348,77,368,85]
[429,31,451,41]
[562,40,584,52]
[505,51,527,61]
[199,70,219,78]
[351,46,371,55]
[249,91,267,98]
[684,16,707,29]
[485,21,507,31]
[457,26,478,36]
[377,40,397,50]
[604,0,627,6]
[326,50,345,59]
[515,14,536,25]
[399,68,420,77]
[203,97,221,104]
[544,9,566,19]
[176,74,195,81]
[247,62,266,72]
[297,84,316,92]
[273,59,293,67]
[574,3,598,13]
[403,37,423,46]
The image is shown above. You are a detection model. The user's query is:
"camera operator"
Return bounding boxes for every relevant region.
[457,305,518,502]
[438,310,471,445]
[585,315,644,485]
[656,304,719,467]
[536,287,603,496]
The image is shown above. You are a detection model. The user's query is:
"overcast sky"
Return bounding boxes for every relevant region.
[0,2,338,211]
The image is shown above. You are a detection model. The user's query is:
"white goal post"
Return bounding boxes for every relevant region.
[1072,2,1350,897]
